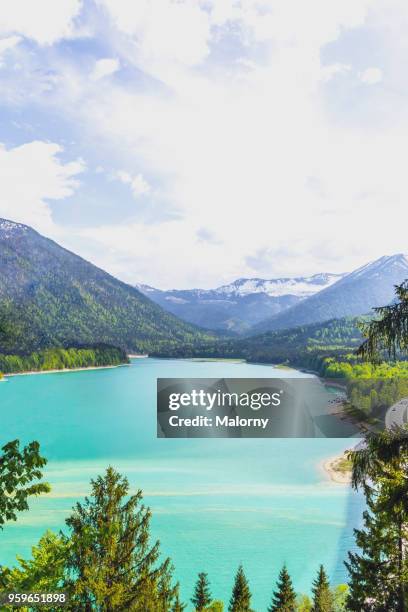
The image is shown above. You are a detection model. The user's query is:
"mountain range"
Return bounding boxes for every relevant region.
[232,316,365,369]
[1,217,407,360]
[252,254,408,333]
[136,273,344,333]
[138,254,408,335]
[0,219,214,354]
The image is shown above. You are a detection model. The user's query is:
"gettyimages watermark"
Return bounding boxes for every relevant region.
[156,377,370,438]
[165,386,283,431]
[157,376,405,438]
[167,387,283,412]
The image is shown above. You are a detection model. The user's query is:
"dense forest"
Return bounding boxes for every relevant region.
[0,443,349,611]
[2,431,408,611]
[150,314,408,423]
[236,317,366,370]
[151,316,366,367]
[318,282,408,420]
[322,360,408,422]
[1,220,406,375]
[251,254,408,333]
[0,345,128,375]
[0,221,216,356]
[0,311,370,376]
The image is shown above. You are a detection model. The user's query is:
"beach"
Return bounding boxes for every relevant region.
[5,363,128,377]
[0,357,363,607]
[322,455,352,485]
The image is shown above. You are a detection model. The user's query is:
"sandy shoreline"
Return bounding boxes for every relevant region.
[2,354,148,378]
[321,454,352,485]
[5,364,128,377]
[2,356,353,490]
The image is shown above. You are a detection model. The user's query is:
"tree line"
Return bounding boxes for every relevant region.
[322,360,408,421]
[0,345,128,375]
[1,275,408,610]
[190,564,347,611]
[1,429,408,611]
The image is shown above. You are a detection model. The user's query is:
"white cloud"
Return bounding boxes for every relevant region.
[3,0,408,288]
[0,0,82,45]
[321,63,351,81]
[91,57,120,81]
[130,174,150,197]
[0,35,21,66]
[0,34,21,53]
[0,141,84,234]
[359,67,383,84]
[65,0,381,286]
[116,170,150,197]
[98,0,211,67]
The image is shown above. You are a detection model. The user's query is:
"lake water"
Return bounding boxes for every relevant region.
[0,358,364,609]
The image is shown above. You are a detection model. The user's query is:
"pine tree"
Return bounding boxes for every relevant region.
[191,572,212,611]
[358,280,408,360]
[0,530,67,595]
[312,566,333,612]
[64,467,178,611]
[346,428,408,610]
[331,585,348,611]
[172,589,187,612]
[268,565,296,611]
[345,492,407,610]
[206,602,224,612]
[157,559,181,612]
[296,594,312,612]
[229,565,253,612]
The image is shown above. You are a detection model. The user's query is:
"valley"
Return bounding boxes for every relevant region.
[1,217,408,385]
[136,273,344,333]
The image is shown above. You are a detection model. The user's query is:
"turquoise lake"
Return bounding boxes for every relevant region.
[0,358,364,609]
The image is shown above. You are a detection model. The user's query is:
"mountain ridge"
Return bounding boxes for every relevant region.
[136,273,344,333]
[252,254,408,333]
[0,218,215,354]
[211,272,344,297]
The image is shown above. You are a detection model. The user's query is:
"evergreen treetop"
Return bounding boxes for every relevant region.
[191,572,212,611]
[358,279,408,360]
[346,428,408,610]
[228,565,253,612]
[312,565,333,612]
[64,466,178,611]
[268,565,296,612]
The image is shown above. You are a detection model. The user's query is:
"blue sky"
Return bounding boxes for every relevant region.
[0,0,407,288]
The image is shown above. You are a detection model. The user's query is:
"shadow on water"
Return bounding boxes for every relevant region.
[330,458,365,587]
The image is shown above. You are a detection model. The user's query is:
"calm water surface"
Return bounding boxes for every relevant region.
[0,358,364,609]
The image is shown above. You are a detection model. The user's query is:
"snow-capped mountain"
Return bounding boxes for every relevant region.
[0,217,210,354]
[135,272,345,333]
[335,254,408,284]
[0,219,29,238]
[137,255,408,334]
[253,254,408,333]
[214,273,344,298]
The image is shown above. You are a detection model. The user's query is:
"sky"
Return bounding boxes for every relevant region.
[0,0,407,289]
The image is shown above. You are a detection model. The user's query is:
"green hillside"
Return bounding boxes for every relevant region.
[0,220,215,355]
[0,345,128,374]
[252,254,408,333]
[235,316,365,369]
[152,315,366,371]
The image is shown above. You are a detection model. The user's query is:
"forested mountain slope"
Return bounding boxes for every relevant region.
[252,255,408,332]
[136,273,343,333]
[0,219,215,354]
